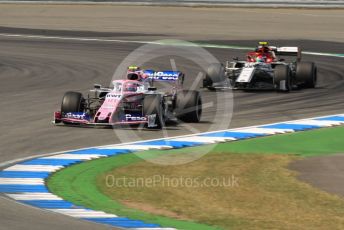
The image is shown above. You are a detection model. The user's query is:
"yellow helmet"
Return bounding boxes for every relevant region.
[259,41,268,46]
[128,65,140,71]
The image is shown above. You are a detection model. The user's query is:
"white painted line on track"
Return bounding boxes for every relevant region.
[0,33,160,45]
[0,33,343,58]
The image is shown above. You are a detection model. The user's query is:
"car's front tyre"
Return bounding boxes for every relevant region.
[61,91,85,113]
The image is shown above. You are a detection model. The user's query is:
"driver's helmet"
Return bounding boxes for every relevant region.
[124,83,138,92]
[255,55,265,63]
[127,65,144,80]
[128,65,140,72]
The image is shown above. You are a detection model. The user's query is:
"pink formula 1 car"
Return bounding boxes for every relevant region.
[54,69,202,129]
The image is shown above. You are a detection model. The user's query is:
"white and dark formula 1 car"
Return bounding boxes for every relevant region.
[203,42,317,92]
[54,67,202,129]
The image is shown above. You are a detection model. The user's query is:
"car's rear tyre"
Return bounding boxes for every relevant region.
[274,65,291,92]
[143,94,164,129]
[61,91,84,113]
[175,90,202,122]
[295,62,317,88]
[204,63,226,89]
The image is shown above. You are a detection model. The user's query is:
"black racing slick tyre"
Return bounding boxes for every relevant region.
[274,65,292,92]
[175,90,202,123]
[61,91,85,113]
[296,62,317,88]
[143,94,164,129]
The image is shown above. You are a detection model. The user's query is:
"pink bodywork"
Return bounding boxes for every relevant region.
[95,80,145,123]
[56,80,147,125]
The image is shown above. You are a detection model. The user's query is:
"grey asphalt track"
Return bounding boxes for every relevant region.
[1,35,343,164]
[0,4,343,230]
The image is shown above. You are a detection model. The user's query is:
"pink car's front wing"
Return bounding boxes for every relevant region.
[54,111,148,127]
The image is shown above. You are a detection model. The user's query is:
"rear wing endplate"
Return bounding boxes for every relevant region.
[275,47,302,61]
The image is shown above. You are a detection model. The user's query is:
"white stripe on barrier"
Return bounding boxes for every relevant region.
[42,154,104,160]
[3,165,63,172]
[133,228,177,230]
[0,178,44,185]
[50,209,118,218]
[288,119,344,127]
[100,145,172,150]
[170,136,236,143]
[7,193,63,200]
[233,127,294,134]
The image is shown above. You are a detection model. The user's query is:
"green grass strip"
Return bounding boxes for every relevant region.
[210,126,344,156]
[48,151,220,230]
[47,126,344,229]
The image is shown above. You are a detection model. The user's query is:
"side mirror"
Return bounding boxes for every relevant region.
[94,84,101,89]
[233,57,239,61]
